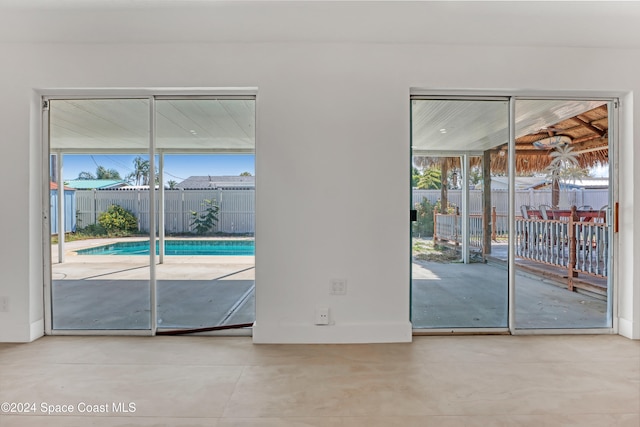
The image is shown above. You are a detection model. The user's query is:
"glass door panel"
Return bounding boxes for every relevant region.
[154,99,256,331]
[411,99,509,329]
[49,99,152,330]
[513,99,612,329]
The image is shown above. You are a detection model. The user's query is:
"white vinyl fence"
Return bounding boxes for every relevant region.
[75,188,254,234]
[413,188,609,217]
[71,187,607,236]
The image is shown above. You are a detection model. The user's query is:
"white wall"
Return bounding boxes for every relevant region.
[0,40,638,342]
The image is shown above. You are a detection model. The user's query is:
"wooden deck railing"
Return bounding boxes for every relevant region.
[433,210,461,244]
[433,207,508,250]
[434,206,609,290]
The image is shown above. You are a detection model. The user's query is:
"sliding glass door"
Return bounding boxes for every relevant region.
[410,96,615,332]
[411,98,510,330]
[46,95,256,334]
[154,98,256,332]
[49,99,152,331]
[513,99,613,329]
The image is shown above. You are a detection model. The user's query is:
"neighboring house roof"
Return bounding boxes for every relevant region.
[489,176,609,191]
[539,178,610,190]
[64,179,129,190]
[176,175,254,189]
[570,179,609,189]
[489,176,548,191]
[50,182,75,191]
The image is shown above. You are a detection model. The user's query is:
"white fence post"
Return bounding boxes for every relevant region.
[92,189,97,224]
[179,188,185,233]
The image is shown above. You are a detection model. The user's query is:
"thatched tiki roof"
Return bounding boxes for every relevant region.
[496,104,609,174]
[414,104,609,175]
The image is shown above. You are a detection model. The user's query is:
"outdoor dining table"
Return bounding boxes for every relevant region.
[549,209,606,223]
[525,208,606,222]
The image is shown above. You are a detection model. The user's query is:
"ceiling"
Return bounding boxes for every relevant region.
[412,99,607,153]
[1,1,640,47]
[50,98,255,153]
[412,98,610,174]
[51,97,609,168]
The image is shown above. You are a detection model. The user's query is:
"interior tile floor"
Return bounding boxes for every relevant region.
[1,335,638,426]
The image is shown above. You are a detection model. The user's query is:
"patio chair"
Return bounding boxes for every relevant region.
[539,204,553,220]
[576,205,594,221]
[520,205,532,219]
[596,205,608,223]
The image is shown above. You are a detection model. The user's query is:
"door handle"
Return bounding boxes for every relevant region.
[410,210,417,222]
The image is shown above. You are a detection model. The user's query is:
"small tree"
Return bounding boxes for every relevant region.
[414,198,435,237]
[126,156,158,186]
[96,166,122,180]
[98,205,138,236]
[77,171,96,180]
[190,199,219,235]
[416,166,442,189]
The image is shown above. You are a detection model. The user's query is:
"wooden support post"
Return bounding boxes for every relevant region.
[483,150,492,255]
[433,207,438,241]
[440,160,448,214]
[455,206,460,246]
[491,206,497,242]
[567,205,579,291]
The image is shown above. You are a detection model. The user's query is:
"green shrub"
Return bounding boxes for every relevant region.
[190,199,219,235]
[77,223,108,237]
[413,199,459,238]
[98,205,138,236]
[414,198,435,237]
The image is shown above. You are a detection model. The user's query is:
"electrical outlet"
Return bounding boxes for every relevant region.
[0,296,9,313]
[330,278,347,295]
[315,307,329,325]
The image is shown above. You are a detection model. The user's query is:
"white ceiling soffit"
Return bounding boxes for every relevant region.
[411,99,607,153]
[1,1,640,48]
[412,99,509,153]
[49,99,255,152]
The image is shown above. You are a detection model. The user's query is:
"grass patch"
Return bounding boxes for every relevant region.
[51,228,144,244]
[412,238,461,263]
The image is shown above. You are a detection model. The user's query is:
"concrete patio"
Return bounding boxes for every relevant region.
[52,238,255,331]
[50,238,608,333]
[412,258,607,330]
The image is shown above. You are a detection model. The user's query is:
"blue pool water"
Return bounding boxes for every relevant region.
[76,240,255,256]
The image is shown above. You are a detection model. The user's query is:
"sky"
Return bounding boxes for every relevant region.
[59,153,607,183]
[58,154,255,183]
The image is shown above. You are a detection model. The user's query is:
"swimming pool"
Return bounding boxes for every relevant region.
[76,240,255,256]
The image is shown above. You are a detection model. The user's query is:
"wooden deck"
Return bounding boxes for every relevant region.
[432,205,611,297]
[511,258,607,298]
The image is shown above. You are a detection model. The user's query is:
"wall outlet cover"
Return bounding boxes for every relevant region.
[315,307,329,325]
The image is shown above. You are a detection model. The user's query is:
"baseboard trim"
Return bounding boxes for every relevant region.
[253,321,412,344]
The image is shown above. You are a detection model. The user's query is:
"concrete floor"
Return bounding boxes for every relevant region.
[411,259,608,329]
[52,238,256,331]
[50,238,608,332]
[53,279,255,330]
[1,335,638,426]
